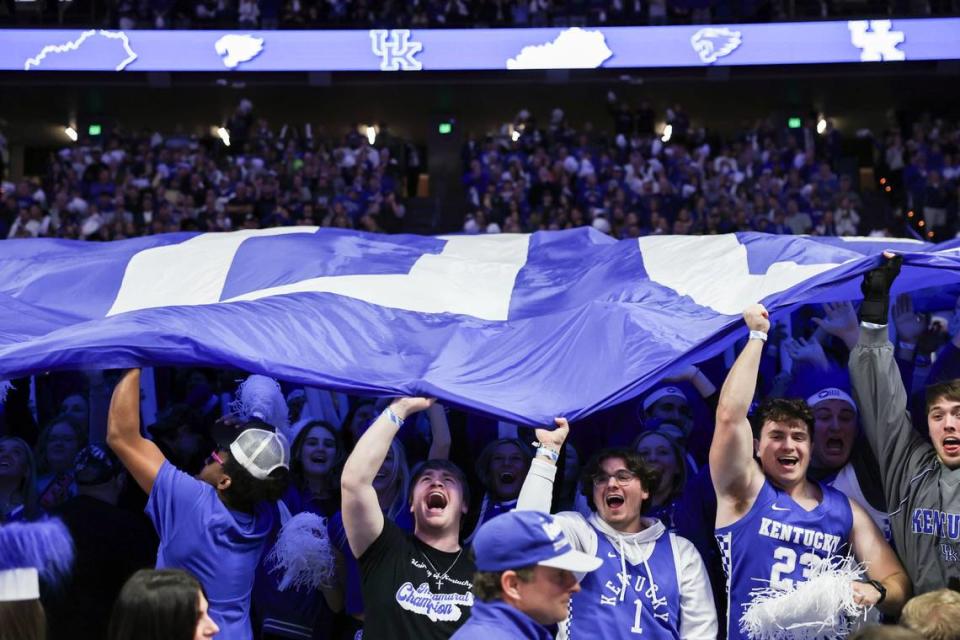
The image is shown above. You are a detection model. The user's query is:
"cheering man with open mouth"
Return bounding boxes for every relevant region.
[341,397,475,639]
[711,304,908,639]
[517,417,717,638]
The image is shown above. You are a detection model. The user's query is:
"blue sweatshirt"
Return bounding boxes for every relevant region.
[450,599,553,640]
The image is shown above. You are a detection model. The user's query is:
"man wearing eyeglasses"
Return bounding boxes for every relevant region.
[516,418,717,638]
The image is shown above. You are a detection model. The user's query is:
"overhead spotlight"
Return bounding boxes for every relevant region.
[885,186,892,192]
[511,129,521,142]
[366,125,377,145]
[817,117,827,135]
[918,220,925,227]
[880,178,887,185]
[661,124,673,143]
[217,127,231,147]
[64,126,78,142]
[907,211,914,218]
[928,231,935,238]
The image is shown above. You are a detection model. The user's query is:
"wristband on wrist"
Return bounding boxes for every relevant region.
[749,330,768,342]
[534,444,560,463]
[385,407,405,428]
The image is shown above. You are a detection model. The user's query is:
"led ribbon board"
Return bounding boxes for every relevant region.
[0,19,957,72]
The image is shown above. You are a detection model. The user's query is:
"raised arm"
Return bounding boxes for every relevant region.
[710,305,767,510]
[667,364,718,399]
[341,397,433,558]
[848,256,929,512]
[426,402,451,460]
[849,498,910,617]
[106,369,166,494]
[516,418,568,513]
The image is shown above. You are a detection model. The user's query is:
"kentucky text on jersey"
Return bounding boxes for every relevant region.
[912,509,960,539]
[757,517,842,553]
[395,582,474,622]
[599,573,670,622]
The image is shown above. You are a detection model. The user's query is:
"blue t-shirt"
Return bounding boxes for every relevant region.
[147,461,274,640]
[715,480,853,640]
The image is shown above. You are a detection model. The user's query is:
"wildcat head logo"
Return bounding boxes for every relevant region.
[690,27,742,64]
[214,34,265,69]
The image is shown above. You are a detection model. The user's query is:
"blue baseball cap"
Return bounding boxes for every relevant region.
[472,511,603,573]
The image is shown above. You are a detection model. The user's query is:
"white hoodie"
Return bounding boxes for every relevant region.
[517,458,717,639]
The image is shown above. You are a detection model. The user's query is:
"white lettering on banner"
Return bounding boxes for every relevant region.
[638,235,847,315]
[107,228,530,322]
[370,29,424,71]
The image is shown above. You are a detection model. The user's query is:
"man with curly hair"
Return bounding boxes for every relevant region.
[517,418,716,638]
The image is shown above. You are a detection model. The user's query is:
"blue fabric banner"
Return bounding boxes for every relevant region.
[1,228,957,424]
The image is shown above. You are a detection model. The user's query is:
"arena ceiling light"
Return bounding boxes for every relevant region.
[64,126,78,142]
[217,127,231,147]
[365,125,377,145]
[661,124,673,143]
[817,117,828,135]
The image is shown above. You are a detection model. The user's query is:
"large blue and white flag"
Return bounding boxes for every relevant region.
[1,228,957,425]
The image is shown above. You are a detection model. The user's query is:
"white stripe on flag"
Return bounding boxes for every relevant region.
[108,228,316,317]
[638,235,847,315]
[108,229,530,322]
[224,234,530,321]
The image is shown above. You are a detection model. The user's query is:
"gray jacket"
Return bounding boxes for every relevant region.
[850,325,960,593]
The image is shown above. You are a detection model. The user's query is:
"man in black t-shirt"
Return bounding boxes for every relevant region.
[342,397,475,639]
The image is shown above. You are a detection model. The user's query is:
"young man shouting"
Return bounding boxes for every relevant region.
[341,397,474,639]
[711,304,909,639]
[517,418,717,638]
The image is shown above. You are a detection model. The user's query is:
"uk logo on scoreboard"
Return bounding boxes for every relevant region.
[369,29,423,71]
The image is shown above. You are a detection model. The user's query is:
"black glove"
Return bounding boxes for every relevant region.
[859,255,903,325]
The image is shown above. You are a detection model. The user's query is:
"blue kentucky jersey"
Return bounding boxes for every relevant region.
[568,526,680,639]
[715,480,853,640]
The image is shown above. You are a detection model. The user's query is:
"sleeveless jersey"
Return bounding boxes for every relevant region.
[568,525,681,639]
[715,480,853,640]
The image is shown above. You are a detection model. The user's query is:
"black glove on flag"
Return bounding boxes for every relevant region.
[859,254,902,325]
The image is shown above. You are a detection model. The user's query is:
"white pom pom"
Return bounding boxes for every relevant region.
[267,513,336,591]
[231,375,289,433]
[739,555,868,640]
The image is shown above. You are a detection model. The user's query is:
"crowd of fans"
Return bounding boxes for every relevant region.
[3,270,960,638]
[461,100,960,240]
[3,99,958,243]
[0,100,417,242]
[2,0,955,30]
